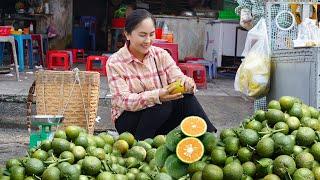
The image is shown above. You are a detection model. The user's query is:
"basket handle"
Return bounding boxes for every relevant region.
[27,81,36,133]
[59,69,90,131]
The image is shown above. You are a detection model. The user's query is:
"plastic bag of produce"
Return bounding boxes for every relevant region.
[235,18,271,98]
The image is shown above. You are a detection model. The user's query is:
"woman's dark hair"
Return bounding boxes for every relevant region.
[125,9,155,34]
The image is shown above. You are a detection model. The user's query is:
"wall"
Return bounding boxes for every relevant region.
[37,0,73,49]
[155,16,210,60]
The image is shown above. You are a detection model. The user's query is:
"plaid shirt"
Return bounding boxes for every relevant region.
[107,44,188,122]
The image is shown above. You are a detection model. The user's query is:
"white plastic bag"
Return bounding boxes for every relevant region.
[293,18,320,47]
[235,18,271,98]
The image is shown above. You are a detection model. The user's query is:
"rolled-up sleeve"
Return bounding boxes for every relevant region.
[107,62,161,112]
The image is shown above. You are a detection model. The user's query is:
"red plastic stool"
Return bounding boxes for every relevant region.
[67,48,85,63]
[178,63,207,89]
[86,55,108,75]
[46,50,72,67]
[153,42,179,64]
[184,56,205,62]
[47,51,70,70]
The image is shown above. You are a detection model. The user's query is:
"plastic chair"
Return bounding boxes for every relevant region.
[0,36,19,80]
[80,16,96,33]
[187,59,217,79]
[13,34,34,71]
[72,27,89,49]
[153,42,179,64]
[47,51,70,70]
[86,55,108,75]
[80,16,96,51]
[46,50,73,68]
[178,63,207,89]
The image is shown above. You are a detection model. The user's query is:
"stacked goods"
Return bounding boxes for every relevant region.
[3,96,320,179]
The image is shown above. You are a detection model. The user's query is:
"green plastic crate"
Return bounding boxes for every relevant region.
[218,10,240,20]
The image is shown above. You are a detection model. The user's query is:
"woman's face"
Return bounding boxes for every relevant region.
[125,18,155,58]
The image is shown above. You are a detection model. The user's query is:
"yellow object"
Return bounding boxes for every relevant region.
[162,33,174,43]
[168,79,186,94]
[11,30,22,35]
[290,4,317,24]
[235,52,270,98]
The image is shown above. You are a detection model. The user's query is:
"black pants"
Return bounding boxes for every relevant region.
[115,94,217,140]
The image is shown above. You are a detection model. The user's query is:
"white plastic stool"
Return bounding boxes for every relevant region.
[0,36,20,81]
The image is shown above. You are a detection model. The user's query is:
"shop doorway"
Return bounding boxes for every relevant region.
[72,0,108,51]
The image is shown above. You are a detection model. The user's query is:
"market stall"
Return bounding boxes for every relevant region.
[6,1,320,179]
[265,1,320,109]
[235,0,320,107]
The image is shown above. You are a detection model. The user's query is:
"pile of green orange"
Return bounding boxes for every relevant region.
[179,96,320,180]
[1,125,171,180]
[154,96,320,179]
[154,116,214,179]
[3,96,320,179]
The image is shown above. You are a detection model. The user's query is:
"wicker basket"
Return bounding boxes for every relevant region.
[34,70,100,134]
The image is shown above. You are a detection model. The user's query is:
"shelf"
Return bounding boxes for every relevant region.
[29,13,53,17]
[3,13,53,21]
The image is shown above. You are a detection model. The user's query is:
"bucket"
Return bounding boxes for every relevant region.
[111,18,126,28]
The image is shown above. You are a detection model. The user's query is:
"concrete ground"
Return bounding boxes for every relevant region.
[0,65,254,166]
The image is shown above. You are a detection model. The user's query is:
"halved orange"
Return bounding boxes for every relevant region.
[176,137,204,164]
[181,116,207,137]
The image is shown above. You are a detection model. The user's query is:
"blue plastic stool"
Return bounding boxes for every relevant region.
[13,34,33,71]
[187,59,217,79]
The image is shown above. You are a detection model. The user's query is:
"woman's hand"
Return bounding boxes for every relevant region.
[181,77,195,94]
[159,85,184,102]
